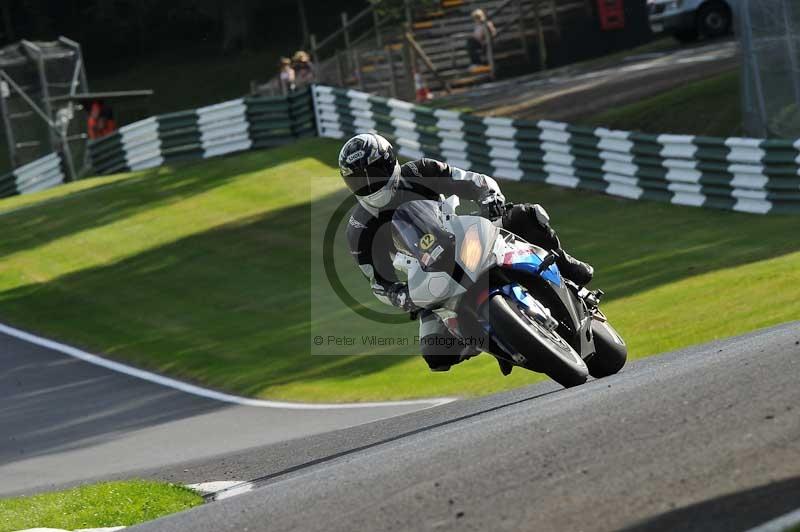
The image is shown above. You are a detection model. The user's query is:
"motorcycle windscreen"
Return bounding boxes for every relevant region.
[391,200,456,273]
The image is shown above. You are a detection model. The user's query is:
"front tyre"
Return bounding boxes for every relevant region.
[487,294,588,388]
[586,319,627,378]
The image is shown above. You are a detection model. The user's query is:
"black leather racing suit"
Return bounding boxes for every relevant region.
[346,158,572,372]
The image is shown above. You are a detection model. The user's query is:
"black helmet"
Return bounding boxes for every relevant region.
[338,133,400,207]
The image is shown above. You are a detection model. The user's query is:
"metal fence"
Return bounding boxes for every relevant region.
[5,84,800,214]
[740,0,800,138]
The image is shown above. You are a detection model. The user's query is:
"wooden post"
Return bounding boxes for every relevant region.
[298,0,310,48]
[341,12,352,83]
[336,50,345,86]
[353,50,365,91]
[374,8,383,47]
[386,48,399,98]
[310,34,320,68]
[514,0,530,61]
[781,0,800,107]
[341,12,351,51]
[533,0,547,70]
[549,0,562,40]
[401,30,416,100]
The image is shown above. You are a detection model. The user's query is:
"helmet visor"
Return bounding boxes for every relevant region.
[344,161,400,197]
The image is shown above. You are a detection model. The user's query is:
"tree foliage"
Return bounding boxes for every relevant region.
[3,0,369,69]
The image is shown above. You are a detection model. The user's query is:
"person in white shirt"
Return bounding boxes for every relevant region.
[279,57,296,93]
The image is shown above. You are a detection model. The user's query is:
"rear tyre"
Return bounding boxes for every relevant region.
[487,294,588,388]
[586,319,627,378]
[698,2,732,38]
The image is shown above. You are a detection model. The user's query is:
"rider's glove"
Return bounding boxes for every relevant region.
[384,282,419,313]
[478,190,506,220]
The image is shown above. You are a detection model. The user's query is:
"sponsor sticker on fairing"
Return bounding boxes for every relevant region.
[419,233,436,251]
[503,246,535,265]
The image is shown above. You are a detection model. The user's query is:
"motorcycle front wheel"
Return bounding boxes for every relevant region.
[586,318,627,378]
[487,294,588,388]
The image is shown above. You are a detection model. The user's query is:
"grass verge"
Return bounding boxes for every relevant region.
[0,138,797,401]
[579,70,741,137]
[0,480,202,532]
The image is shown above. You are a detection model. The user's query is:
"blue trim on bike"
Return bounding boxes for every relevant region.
[505,251,562,286]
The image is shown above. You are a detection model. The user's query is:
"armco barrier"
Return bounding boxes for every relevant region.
[6,84,800,214]
[88,88,315,175]
[0,152,66,199]
[312,85,800,215]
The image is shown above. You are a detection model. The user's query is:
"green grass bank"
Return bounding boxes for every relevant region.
[0,480,202,532]
[0,138,797,401]
[581,70,741,137]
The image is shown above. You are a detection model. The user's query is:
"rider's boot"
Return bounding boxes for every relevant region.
[556,250,594,288]
[502,204,593,288]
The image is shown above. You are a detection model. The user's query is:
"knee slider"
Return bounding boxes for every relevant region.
[420,334,463,370]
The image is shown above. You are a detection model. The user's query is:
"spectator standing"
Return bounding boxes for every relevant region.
[279,57,296,94]
[86,100,117,140]
[467,8,497,69]
[292,50,315,86]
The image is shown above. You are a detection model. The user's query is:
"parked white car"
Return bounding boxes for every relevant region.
[648,0,735,42]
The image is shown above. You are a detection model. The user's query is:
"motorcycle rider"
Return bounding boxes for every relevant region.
[340,133,593,374]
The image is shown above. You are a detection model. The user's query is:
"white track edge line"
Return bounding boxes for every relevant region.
[0,322,457,409]
[746,508,800,532]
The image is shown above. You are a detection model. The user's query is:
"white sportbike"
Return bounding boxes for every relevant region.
[392,195,627,387]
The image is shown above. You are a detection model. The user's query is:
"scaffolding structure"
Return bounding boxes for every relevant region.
[739,0,800,138]
[0,36,89,179]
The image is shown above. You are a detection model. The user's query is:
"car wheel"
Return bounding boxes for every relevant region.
[698,2,732,38]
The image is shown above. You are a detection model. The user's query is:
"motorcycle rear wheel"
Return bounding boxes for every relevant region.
[487,294,588,388]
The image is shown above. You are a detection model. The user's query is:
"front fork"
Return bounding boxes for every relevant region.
[488,284,559,332]
[468,283,560,366]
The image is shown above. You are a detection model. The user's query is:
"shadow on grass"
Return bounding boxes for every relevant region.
[0,178,799,399]
[0,138,340,261]
[0,189,415,399]
[501,181,800,301]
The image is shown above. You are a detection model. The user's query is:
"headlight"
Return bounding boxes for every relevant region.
[460,224,483,272]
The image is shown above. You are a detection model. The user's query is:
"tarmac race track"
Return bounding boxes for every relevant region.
[0,329,445,497]
[2,322,799,531]
[437,39,738,121]
[129,323,800,532]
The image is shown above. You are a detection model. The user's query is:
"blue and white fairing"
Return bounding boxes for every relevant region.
[498,244,563,287]
[492,238,589,354]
